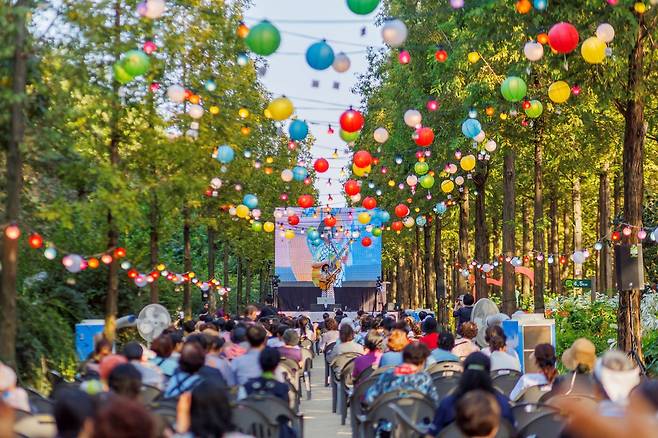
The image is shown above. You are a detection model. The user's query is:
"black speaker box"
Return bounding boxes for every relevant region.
[615,244,644,291]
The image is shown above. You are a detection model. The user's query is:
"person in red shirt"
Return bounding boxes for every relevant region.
[419,317,440,350]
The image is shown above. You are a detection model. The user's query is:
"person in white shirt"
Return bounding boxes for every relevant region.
[488,334,521,372]
[509,343,557,401]
[481,325,520,362]
[452,321,481,360]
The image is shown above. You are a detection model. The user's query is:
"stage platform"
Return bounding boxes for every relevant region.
[276,285,382,312]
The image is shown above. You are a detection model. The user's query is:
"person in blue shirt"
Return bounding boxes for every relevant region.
[453,293,475,335]
[243,347,290,403]
[164,343,205,399]
[429,331,460,364]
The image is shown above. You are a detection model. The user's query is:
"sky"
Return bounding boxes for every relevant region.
[246,0,385,207]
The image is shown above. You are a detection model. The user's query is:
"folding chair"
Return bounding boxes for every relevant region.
[491,369,522,397]
[360,392,436,438]
[240,394,304,438]
[512,403,559,431]
[518,412,566,438]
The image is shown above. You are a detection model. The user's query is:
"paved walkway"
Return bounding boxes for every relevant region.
[302,354,352,436]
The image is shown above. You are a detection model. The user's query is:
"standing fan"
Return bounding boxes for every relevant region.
[136,304,171,343]
[470,298,500,347]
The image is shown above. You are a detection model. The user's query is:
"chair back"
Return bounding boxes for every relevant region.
[300,338,314,352]
[517,384,554,404]
[427,361,463,376]
[363,394,436,438]
[331,352,362,379]
[25,388,54,415]
[233,402,278,438]
[13,413,56,438]
[491,369,522,397]
[324,342,336,359]
[350,376,380,436]
[437,420,515,438]
[241,394,304,435]
[149,398,179,428]
[140,384,162,406]
[512,403,559,431]
[371,365,394,377]
[431,374,461,401]
[545,394,598,410]
[354,366,374,384]
[517,412,566,438]
[301,348,314,370]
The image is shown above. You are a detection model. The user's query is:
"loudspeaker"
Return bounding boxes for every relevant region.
[615,244,644,291]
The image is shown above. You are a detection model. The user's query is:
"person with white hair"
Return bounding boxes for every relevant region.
[0,362,29,412]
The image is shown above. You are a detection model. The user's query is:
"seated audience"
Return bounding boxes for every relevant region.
[379,329,409,367]
[164,343,205,398]
[149,334,178,378]
[553,337,597,396]
[185,334,227,387]
[53,388,95,438]
[430,331,460,364]
[455,390,501,438]
[481,326,519,361]
[231,325,267,385]
[327,324,365,363]
[419,317,440,350]
[0,362,29,412]
[278,329,303,363]
[509,343,557,401]
[108,363,142,401]
[267,324,287,348]
[318,317,339,352]
[364,343,439,406]
[81,338,112,378]
[451,322,481,360]
[206,336,235,386]
[488,334,521,372]
[243,347,290,403]
[94,396,155,438]
[122,342,164,390]
[352,331,384,380]
[296,316,316,341]
[591,350,641,417]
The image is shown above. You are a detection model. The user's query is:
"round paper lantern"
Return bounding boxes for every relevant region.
[340,108,365,133]
[373,127,389,143]
[245,20,281,56]
[306,40,335,70]
[289,120,309,141]
[353,150,372,168]
[243,194,258,209]
[267,96,294,121]
[455,175,465,186]
[460,154,476,171]
[314,158,329,173]
[516,0,532,13]
[548,22,580,54]
[143,0,166,18]
[467,51,480,63]
[344,179,361,196]
[414,161,429,175]
[523,41,544,62]
[581,36,606,64]
[352,164,371,177]
[188,104,204,119]
[406,175,418,186]
[434,202,447,215]
[461,118,482,138]
[525,100,543,118]
[419,174,435,189]
[113,62,133,84]
[403,217,415,228]
[363,197,377,210]
[416,216,427,227]
[297,194,314,208]
[252,221,263,232]
[447,163,458,174]
[533,0,548,10]
[571,251,586,264]
[347,0,380,14]
[596,23,615,43]
[395,203,410,218]
[252,209,262,219]
[292,165,308,181]
[441,180,455,193]
[325,216,337,227]
[307,229,320,241]
[382,19,408,48]
[215,145,235,164]
[121,50,150,76]
[340,129,360,143]
[378,211,391,223]
[288,215,300,226]
[358,212,371,224]
[548,81,571,103]
[501,76,528,102]
[484,140,497,153]
[414,127,434,147]
[235,204,250,218]
[372,227,382,237]
[167,85,186,103]
[398,50,411,64]
[332,52,351,72]
[264,222,275,232]
[281,169,294,182]
[404,109,422,127]
[350,193,362,203]
[361,236,373,247]
[391,221,404,232]
[284,230,295,240]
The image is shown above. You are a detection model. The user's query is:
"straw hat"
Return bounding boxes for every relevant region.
[561,338,596,371]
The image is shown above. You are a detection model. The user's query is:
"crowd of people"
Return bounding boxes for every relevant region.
[0,293,657,438]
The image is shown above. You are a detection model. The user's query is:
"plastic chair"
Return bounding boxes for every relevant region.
[354,366,374,385]
[232,402,278,438]
[149,398,179,428]
[491,369,523,397]
[279,357,302,409]
[300,338,314,354]
[437,419,516,438]
[427,361,463,376]
[25,387,54,415]
[323,342,336,387]
[544,394,598,410]
[361,393,436,438]
[300,348,314,399]
[140,384,162,406]
[517,384,554,404]
[240,394,304,438]
[518,412,566,438]
[512,403,559,431]
[338,357,361,425]
[431,374,461,401]
[350,376,380,437]
[330,353,362,415]
[13,413,56,438]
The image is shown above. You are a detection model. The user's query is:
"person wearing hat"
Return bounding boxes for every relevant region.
[553,338,597,397]
[0,362,29,412]
[278,328,302,364]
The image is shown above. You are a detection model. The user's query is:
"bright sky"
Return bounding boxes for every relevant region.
[246,0,385,207]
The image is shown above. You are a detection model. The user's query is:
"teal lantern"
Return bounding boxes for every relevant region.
[307,229,320,240]
[501,76,527,102]
[414,161,429,175]
[121,50,150,76]
[346,0,381,15]
[525,100,543,118]
[461,119,482,138]
[419,174,435,189]
[434,202,447,215]
[245,20,281,56]
[289,120,309,141]
[416,215,427,227]
[378,210,391,223]
[292,165,308,181]
[243,194,258,209]
[305,40,335,71]
[215,145,235,164]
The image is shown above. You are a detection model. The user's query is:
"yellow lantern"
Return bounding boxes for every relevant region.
[467,51,480,63]
[156,264,166,271]
[441,180,455,193]
[388,180,396,187]
[358,212,371,225]
[352,164,371,177]
[403,217,415,228]
[548,81,571,104]
[581,36,606,64]
[284,229,295,239]
[266,96,294,121]
[460,154,476,172]
[266,156,274,164]
[263,221,275,232]
[209,105,220,115]
[634,2,646,13]
[238,108,250,119]
[263,108,272,118]
[188,272,195,279]
[236,204,250,218]
[499,113,508,120]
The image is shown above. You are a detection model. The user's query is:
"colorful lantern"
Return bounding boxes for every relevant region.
[363,197,377,210]
[441,180,455,193]
[548,81,571,103]
[394,203,410,218]
[344,179,361,196]
[581,36,606,64]
[461,119,482,138]
[373,127,389,143]
[267,96,294,121]
[414,127,434,147]
[215,145,235,164]
[332,52,351,72]
[297,195,314,208]
[289,120,309,141]
[346,0,381,15]
[460,154,477,171]
[548,22,579,54]
[382,19,408,48]
[314,158,329,173]
[245,20,281,56]
[353,150,372,168]
[501,76,527,102]
[361,237,373,247]
[524,100,543,118]
[306,40,335,70]
[340,129,360,143]
[340,108,365,132]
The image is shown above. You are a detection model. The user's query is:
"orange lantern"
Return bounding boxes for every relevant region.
[188,94,200,105]
[515,0,532,13]
[237,22,249,38]
[537,33,549,45]
[88,258,100,269]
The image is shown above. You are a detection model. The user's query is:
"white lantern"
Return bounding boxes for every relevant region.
[210,177,222,189]
[373,127,389,144]
[447,163,458,174]
[167,85,185,103]
[571,250,586,264]
[406,175,418,186]
[403,217,415,228]
[482,264,493,273]
[281,169,293,182]
[404,109,422,127]
[474,130,486,143]
[523,41,544,62]
[62,254,83,273]
[484,140,497,153]
[188,104,204,119]
[144,0,166,19]
[455,176,465,186]
[350,193,361,203]
[382,19,408,48]
[332,52,351,73]
[596,23,615,43]
[252,209,261,219]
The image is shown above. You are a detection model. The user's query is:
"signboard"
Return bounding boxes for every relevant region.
[564,279,592,289]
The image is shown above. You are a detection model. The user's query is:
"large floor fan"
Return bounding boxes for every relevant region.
[470,298,501,347]
[136,304,171,343]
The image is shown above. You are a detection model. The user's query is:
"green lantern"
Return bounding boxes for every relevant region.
[245,20,281,56]
[340,129,360,143]
[346,0,381,15]
[113,62,134,84]
[525,100,543,118]
[252,221,263,232]
[500,76,527,102]
[419,174,435,189]
[414,161,429,175]
[372,227,382,237]
[121,50,150,76]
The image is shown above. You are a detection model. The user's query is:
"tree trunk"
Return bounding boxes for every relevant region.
[0,2,28,366]
[411,240,419,308]
[573,176,583,279]
[236,257,243,314]
[549,193,559,294]
[502,148,517,316]
[533,135,545,313]
[222,242,229,312]
[259,266,265,302]
[396,257,404,308]
[149,194,159,304]
[423,225,433,309]
[561,205,571,293]
[473,165,489,299]
[245,258,252,305]
[457,187,470,295]
[522,200,531,299]
[207,227,216,312]
[598,167,614,295]
[390,265,398,308]
[435,219,448,325]
[614,168,622,220]
[182,206,192,319]
[491,213,500,260]
[619,14,647,357]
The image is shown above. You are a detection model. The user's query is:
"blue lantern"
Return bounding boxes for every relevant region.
[305,40,335,70]
[289,120,309,141]
[416,216,427,227]
[237,52,249,66]
[204,79,217,92]
[533,0,547,10]
[292,166,308,181]
[243,194,258,209]
[378,210,391,223]
[215,145,235,163]
[434,202,447,215]
[307,229,320,240]
[461,119,482,139]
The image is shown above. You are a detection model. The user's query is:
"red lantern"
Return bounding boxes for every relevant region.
[391,221,404,232]
[398,50,411,64]
[324,216,337,227]
[114,247,127,258]
[394,203,410,218]
[611,230,621,241]
[361,237,372,247]
[127,268,139,279]
[362,197,377,210]
[344,179,361,196]
[427,100,439,111]
[548,22,579,54]
[314,158,329,173]
[414,127,435,147]
[339,108,365,133]
[288,215,300,226]
[352,150,372,168]
[297,194,314,209]
[143,40,157,55]
[28,233,43,249]
[435,49,448,62]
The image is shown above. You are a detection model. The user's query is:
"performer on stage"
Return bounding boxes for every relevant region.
[319,264,340,300]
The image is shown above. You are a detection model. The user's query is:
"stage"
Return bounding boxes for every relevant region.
[276,284,383,312]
